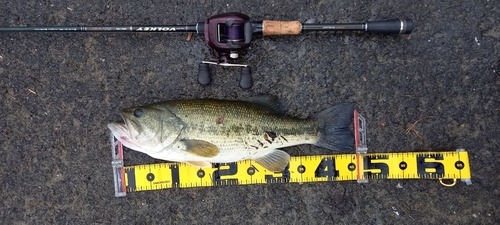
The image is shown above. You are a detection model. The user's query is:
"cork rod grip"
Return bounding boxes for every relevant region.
[262,20,302,36]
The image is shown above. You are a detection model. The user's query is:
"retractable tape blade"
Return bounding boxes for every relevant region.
[111,110,472,197]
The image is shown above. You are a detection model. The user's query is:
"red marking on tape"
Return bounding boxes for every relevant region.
[118,141,126,193]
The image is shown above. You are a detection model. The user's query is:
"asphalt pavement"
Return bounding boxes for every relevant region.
[1,0,499,224]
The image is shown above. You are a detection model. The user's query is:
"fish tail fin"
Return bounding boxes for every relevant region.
[314,103,355,152]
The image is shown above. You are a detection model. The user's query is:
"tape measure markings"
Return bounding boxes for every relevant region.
[114,151,470,195]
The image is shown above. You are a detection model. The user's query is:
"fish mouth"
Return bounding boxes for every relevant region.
[108,107,131,137]
[120,116,137,139]
[107,121,129,141]
[120,110,143,140]
[120,122,130,135]
[107,113,136,141]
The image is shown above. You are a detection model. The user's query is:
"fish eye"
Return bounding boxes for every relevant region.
[134,109,143,117]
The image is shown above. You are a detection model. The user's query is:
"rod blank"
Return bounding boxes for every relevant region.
[0,25,198,33]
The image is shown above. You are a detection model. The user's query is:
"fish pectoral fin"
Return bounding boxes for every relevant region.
[185,161,212,168]
[181,139,220,158]
[253,150,291,172]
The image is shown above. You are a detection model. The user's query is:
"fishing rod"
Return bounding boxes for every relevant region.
[1,12,413,89]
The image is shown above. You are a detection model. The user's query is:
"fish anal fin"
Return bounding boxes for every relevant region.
[185,161,212,168]
[253,150,290,172]
[181,140,220,158]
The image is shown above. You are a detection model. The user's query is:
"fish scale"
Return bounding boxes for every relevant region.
[108,97,355,172]
[167,100,318,148]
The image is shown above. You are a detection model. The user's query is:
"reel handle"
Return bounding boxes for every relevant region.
[197,63,212,85]
[239,67,253,89]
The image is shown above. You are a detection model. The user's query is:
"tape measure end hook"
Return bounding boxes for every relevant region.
[438,178,457,187]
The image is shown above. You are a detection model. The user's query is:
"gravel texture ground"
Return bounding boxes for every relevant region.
[1,1,499,224]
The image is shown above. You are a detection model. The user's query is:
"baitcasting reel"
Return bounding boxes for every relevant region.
[197,13,254,89]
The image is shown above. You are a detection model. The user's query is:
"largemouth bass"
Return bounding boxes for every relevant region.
[108,96,354,172]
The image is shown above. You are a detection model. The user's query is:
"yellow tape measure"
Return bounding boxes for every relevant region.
[110,111,472,197]
[111,143,471,196]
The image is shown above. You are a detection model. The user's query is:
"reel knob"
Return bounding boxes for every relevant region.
[240,67,253,89]
[198,63,212,85]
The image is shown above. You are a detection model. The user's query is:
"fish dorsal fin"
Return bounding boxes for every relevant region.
[244,95,284,114]
[253,150,291,172]
[181,140,220,158]
[185,161,212,168]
